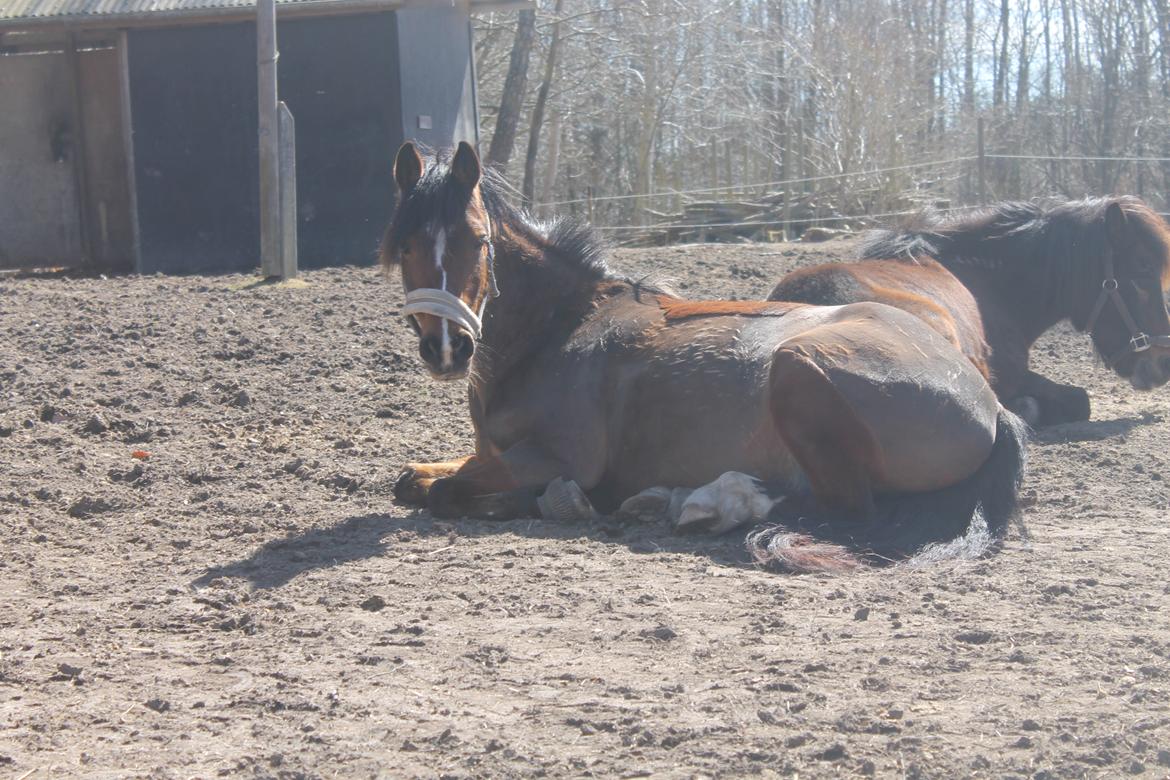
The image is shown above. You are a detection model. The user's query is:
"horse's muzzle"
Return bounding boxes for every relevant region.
[1129,351,1170,391]
[419,327,474,380]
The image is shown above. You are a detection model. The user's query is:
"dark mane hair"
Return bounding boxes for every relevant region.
[380,146,610,282]
[859,196,1170,289]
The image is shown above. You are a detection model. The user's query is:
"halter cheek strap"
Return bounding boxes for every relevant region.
[401,214,501,340]
[1083,249,1170,366]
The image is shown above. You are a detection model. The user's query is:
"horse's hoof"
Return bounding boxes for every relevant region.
[537,478,596,523]
[675,472,774,535]
[617,487,673,522]
[393,467,430,506]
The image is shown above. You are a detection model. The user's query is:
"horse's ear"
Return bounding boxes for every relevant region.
[451,141,482,190]
[1105,201,1133,250]
[395,142,424,193]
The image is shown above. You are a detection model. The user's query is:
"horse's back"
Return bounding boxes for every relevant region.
[770,258,991,381]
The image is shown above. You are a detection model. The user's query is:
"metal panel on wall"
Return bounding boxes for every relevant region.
[277,11,400,268]
[394,6,477,150]
[127,22,258,275]
[0,49,82,268]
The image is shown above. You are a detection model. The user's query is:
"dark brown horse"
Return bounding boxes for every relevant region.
[382,142,1027,571]
[769,198,1170,427]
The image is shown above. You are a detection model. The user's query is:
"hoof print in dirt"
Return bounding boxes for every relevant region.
[81,414,110,435]
[67,496,119,519]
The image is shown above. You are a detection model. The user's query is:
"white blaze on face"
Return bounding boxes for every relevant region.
[431,225,453,370]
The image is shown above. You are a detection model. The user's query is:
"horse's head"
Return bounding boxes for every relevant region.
[1083,200,1170,391]
[381,141,497,380]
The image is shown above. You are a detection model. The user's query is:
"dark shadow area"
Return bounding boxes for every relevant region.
[192,506,757,591]
[1034,412,1162,444]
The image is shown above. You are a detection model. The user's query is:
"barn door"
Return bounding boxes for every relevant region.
[0,48,83,269]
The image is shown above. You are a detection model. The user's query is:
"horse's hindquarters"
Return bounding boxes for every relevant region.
[772,304,1000,496]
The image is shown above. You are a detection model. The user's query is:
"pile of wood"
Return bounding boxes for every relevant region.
[613,187,947,247]
[611,190,838,247]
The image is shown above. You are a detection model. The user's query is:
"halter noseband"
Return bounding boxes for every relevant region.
[1083,248,1170,366]
[400,213,501,340]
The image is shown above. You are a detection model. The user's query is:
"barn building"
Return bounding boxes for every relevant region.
[0,0,525,274]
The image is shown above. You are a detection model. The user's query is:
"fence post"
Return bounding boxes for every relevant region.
[278,101,298,280]
[976,116,986,205]
[258,0,280,278]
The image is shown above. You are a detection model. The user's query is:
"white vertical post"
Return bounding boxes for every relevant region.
[258,0,280,277]
[278,101,298,279]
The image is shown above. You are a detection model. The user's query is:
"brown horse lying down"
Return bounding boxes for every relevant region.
[769,198,1170,427]
[383,142,1027,571]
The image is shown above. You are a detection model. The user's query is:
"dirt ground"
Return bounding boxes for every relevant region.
[2,238,1169,779]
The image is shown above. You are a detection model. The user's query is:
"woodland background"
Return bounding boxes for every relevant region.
[471,0,1170,240]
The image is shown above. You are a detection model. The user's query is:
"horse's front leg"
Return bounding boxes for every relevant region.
[427,443,580,520]
[394,456,473,506]
[1010,370,1090,427]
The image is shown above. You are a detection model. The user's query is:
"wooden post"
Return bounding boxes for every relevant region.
[117,30,143,274]
[65,33,94,267]
[278,101,297,279]
[976,116,986,204]
[258,0,281,277]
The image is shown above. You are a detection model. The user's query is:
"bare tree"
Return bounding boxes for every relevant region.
[486,9,537,171]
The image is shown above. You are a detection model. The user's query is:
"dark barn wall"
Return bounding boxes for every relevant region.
[277,12,401,268]
[126,8,467,275]
[128,22,259,275]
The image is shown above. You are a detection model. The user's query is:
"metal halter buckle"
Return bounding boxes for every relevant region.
[1102,278,1119,291]
[1131,333,1152,352]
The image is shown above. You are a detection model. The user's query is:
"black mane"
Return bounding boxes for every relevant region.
[858,196,1170,318]
[381,147,611,282]
[860,196,1170,277]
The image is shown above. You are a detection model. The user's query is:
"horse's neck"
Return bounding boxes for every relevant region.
[943,244,1080,347]
[472,237,596,390]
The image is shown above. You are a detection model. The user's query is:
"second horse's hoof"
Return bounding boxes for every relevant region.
[537,478,596,523]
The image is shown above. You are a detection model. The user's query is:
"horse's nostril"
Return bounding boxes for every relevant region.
[453,332,475,362]
[419,336,441,365]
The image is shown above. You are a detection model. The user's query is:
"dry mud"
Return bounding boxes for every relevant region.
[2,239,1169,778]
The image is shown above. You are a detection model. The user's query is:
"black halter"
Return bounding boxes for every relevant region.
[1083,249,1170,366]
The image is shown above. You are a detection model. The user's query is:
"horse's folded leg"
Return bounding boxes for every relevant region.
[394,467,434,506]
[394,457,474,506]
[1040,385,1091,426]
[1015,371,1091,426]
[473,487,543,520]
[1005,395,1041,428]
[427,477,541,520]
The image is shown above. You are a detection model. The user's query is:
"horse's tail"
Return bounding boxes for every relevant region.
[747,406,1029,572]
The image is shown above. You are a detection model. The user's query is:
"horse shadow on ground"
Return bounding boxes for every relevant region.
[1034,411,1162,445]
[192,508,757,591]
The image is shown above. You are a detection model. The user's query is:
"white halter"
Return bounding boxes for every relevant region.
[402,287,484,339]
[401,213,499,340]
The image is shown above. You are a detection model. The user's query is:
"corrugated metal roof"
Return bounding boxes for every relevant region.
[0,0,527,28]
